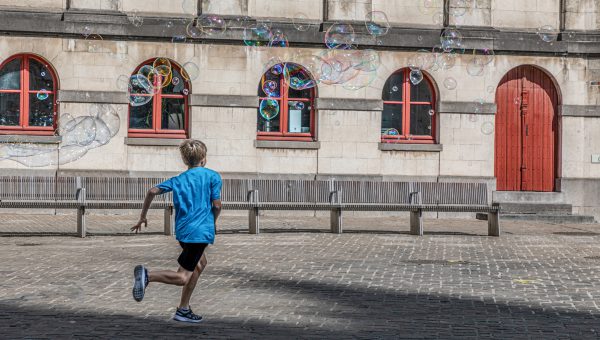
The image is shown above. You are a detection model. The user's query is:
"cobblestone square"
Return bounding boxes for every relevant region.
[1,214,599,339]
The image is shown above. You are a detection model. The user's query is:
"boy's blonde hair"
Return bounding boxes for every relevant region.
[179,139,207,167]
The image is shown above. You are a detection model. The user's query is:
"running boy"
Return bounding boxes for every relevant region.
[130,139,222,323]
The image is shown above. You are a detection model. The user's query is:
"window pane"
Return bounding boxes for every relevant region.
[259,73,281,97]
[410,79,432,102]
[381,103,402,135]
[29,58,54,91]
[287,101,311,133]
[129,99,153,129]
[257,99,281,133]
[0,58,21,90]
[0,92,20,126]
[288,87,311,99]
[161,97,185,130]
[29,93,54,127]
[410,104,433,136]
[383,71,403,102]
[162,68,187,95]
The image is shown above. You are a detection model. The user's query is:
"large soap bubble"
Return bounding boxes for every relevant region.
[268,29,289,48]
[283,63,317,90]
[365,11,390,37]
[324,23,355,49]
[197,15,227,35]
[537,25,559,43]
[259,99,280,120]
[243,22,271,46]
[440,28,463,51]
[128,74,154,107]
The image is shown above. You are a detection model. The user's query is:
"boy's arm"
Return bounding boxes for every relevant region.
[212,199,222,228]
[131,187,163,233]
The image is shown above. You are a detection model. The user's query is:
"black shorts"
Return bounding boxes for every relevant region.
[177,241,208,272]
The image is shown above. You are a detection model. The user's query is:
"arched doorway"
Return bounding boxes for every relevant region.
[495,66,560,192]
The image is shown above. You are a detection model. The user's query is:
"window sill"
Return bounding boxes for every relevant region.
[0,135,62,144]
[254,140,320,150]
[378,143,443,152]
[125,137,185,146]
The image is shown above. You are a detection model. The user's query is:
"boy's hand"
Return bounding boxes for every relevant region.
[131,218,147,233]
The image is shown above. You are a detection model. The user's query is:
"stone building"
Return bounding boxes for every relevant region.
[1,0,600,221]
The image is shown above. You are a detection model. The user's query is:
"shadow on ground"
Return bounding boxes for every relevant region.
[2,268,598,339]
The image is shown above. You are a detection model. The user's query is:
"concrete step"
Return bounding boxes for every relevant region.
[476,213,596,224]
[493,191,566,204]
[498,203,572,215]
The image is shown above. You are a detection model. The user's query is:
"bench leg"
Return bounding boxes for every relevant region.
[330,208,343,234]
[488,211,500,236]
[77,206,86,238]
[163,206,173,236]
[410,209,423,236]
[249,208,260,234]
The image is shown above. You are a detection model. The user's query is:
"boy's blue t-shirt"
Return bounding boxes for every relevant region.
[156,167,222,244]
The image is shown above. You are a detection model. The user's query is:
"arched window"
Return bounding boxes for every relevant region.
[382,69,436,143]
[257,63,316,141]
[0,54,58,135]
[128,58,189,138]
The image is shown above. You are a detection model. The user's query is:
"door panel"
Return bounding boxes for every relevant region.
[495,66,558,192]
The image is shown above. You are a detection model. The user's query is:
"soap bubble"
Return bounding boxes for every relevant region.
[353,49,381,72]
[128,74,154,107]
[171,35,186,43]
[36,91,49,101]
[262,80,278,96]
[229,16,251,29]
[153,58,171,72]
[392,85,399,92]
[408,50,436,71]
[481,122,495,135]
[116,74,130,91]
[365,11,390,37]
[243,22,271,46]
[295,102,305,110]
[85,34,103,52]
[63,116,97,147]
[182,0,196,15]
[182,61,200,81]
[292,13,313,31]
[128,11,143,27]
[284,63,317,90]
[437,51,457,70]
[186,20,202,38]
[324,23,355,49]
[537,25,559,43]
[268,29,289,48]
[270,64,284,76]
[440,28,463,51]
[197,15,226,35]
[472,48,495,65]
[443,77,457,90]
[466,58,484,76]
[82,26,92,38]
[263,56,285,74]
[95,105,120,136]
[259,99,280,121]
[428,109,435,116]
[409,69,424,85]
[342,70,377,90]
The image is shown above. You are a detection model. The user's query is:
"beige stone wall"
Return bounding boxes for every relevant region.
[491,0,560,29]
[121,0,189,15]
[69,0,120,11]
[0,36,598,183]
[565,0,600,30]
[0,0,65,10]
[200,0,322,20]
[327,0,444,27]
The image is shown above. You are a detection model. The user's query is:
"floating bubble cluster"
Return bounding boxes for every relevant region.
[125,57,190,107]
[0,105,120,167]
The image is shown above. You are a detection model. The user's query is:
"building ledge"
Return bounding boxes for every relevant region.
[254,140,320,150]
[125,137,184,146]
[0,135,62,144]
[378,143,443,152]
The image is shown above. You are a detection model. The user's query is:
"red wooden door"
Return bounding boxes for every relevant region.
[495,66,559,192]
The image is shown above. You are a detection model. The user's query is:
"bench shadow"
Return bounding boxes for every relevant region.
[2,268,598,338]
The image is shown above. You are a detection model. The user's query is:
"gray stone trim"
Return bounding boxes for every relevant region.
[0,135,62,144]
[439,102,497,115]
[316,98,383,111]
[124,137,184,146]
[560,105,600,117]
[190,94,258,108]
[58,90,128,104]
[254,140,320,150]
[378,143,443,152]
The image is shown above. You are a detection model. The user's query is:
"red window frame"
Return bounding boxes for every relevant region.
[382,69,437,144]
[0,54,58,136]
[127,59,189,139]
[257,64,316,142]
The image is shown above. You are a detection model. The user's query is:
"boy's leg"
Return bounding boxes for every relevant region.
[179,254,207,309]
[148,267,193,286]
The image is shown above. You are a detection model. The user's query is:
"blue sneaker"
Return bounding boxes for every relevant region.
[173,307,203,323]
[132,265,148,302]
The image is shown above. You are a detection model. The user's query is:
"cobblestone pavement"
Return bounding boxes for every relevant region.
[1,213,600,338]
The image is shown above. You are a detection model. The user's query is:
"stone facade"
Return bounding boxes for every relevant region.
[1,0,600,219]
